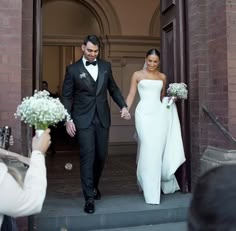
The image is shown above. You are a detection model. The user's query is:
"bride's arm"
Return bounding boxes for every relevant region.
[126,72,138,111]
[161,74,167,100]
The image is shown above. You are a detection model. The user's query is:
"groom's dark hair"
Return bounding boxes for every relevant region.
[84,35,100,48]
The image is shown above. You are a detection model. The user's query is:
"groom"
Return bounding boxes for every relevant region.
[62,35,130,214]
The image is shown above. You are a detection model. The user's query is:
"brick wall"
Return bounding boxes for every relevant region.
[0,0,33,154]
[0,0,22,152]
[21,0,33,158]
[187,0,207,186]
[0,0,33,229]
[187,0,236,186]
[206,0,229,148]
[22,0,33,98]
[227,0,236,140]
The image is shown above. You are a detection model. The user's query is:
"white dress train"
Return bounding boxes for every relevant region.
[135,79,186,204]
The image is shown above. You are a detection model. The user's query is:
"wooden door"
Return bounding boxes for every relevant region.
[160,0,190,192]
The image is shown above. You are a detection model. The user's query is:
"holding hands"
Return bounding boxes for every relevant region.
[121,107,131,120]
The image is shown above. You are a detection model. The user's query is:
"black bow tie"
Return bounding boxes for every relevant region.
[86,61,97,66]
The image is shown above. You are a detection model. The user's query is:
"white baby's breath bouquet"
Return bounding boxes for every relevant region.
[15,90,71,132]
[166,83,188,109]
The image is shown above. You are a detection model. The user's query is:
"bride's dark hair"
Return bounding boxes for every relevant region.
[146,48,160,59]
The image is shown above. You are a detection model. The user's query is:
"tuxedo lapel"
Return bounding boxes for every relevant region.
[77,59,96,91]
[96,60,105,95]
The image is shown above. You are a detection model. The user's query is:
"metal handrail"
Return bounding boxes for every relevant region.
[202,105,236,144]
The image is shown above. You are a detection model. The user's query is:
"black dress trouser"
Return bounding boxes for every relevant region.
[77,113,109,200]
[1,215,18,231]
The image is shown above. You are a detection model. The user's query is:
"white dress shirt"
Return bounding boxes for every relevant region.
[82,56,98,81]
[0,150,47,228]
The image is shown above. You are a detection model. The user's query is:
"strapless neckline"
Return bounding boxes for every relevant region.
[138,79,162,85]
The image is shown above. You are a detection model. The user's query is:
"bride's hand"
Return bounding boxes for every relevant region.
[121,107,131,120]
[160,95,165,102]
[168,96,177,102]
[9,135,14,146]
[172,96,177,102]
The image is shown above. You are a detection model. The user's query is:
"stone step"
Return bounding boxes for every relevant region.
[91,222,187,231]
[35,192,191,231]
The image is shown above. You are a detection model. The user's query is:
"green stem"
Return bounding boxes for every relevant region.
[35,124,49,130]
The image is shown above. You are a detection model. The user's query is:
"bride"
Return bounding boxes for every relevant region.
[125,48,186,204]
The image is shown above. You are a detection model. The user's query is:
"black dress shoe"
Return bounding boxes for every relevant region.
[94,188,101,200]
[84,199,95,214]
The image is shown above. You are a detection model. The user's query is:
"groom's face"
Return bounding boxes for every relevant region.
[82,41,99,62]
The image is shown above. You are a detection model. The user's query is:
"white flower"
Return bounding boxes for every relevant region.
[79,72,87,79]
[167,83,188,99]
[14,90,71,129]
[166,83,188,109]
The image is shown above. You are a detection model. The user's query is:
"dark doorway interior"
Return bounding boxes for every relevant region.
[45,137,138,199]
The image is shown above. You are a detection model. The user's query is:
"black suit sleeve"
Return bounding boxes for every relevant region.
[61,66,75,117]
[107,63,127,109]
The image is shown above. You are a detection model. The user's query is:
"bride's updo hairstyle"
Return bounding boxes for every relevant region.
[146,48,160,59]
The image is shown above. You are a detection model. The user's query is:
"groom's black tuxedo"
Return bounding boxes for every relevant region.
[62,58,127,200]
[62,58,126,129]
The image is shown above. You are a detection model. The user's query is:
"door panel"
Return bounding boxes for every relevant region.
[162,20,175,84]
[160,0,190,192]
[161,0,175,13]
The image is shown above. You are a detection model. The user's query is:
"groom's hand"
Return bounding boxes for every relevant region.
[121,107,131,120]
[65,121,76,137]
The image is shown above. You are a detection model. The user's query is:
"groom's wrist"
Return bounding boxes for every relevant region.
[64,119,73,126]
[122,106,129,111]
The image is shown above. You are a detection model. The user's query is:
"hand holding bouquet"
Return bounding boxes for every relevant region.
[15,90,71,133]
[166,83,188,109]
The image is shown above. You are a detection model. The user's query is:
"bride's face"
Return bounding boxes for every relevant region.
[145,54,159,71]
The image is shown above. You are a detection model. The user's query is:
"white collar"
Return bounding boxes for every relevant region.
[82,56,97,65]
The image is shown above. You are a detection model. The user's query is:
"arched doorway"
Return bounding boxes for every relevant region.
[39,0,140,200]
[42,0,102,96]
[41,0,104,154]
[33,0,190,197]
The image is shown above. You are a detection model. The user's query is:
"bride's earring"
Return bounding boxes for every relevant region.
[142,62,147,70]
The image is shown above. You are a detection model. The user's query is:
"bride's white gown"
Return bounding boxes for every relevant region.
[135,79,186,204]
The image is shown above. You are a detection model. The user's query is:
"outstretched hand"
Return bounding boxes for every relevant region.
[121,107,131,120]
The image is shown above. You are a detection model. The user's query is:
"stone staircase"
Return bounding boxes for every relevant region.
[35,192,191,231]
[91,222,186,231]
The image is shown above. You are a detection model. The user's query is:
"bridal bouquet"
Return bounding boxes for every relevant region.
[166,83,188,109]
[14,90,71,132]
